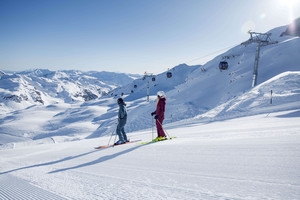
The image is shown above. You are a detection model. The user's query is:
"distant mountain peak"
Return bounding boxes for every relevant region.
[0,69,139,113]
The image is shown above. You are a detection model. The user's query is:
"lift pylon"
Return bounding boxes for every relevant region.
[241,32,278,87]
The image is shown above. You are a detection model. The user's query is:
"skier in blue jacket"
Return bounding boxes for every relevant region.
[115,98,128,145]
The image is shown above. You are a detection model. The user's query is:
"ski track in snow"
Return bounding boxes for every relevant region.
[51,169,222,200]
[0,174,67,200]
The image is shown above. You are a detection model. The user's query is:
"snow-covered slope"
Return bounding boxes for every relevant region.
[107,64,201,100]
[194,71,300,121]
[0,109,299,199]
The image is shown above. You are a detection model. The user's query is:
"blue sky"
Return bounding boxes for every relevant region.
[0,0,299,74]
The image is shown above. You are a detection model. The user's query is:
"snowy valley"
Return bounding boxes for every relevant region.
[0,69,140,113]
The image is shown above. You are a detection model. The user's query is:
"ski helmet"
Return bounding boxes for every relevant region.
[117,98,123,104]
[157,91,166,98]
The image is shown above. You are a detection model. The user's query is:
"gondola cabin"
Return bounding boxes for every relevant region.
[167,72,172,78]
[219,61,228,70]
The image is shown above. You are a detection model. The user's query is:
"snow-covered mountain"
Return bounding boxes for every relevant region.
[0,22,300,146]
[107,63,201,100]
[0,69,140,114]
[90,24,300,137]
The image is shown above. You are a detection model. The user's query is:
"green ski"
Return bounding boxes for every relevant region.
[138,137,176,145]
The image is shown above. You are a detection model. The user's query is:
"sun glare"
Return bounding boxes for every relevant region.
[279,0,298,6]
[279,0,299,22]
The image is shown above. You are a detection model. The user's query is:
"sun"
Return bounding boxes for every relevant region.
[279,0,299,22]
[279,0,298,6]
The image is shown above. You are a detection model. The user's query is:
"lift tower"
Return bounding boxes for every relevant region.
[144,72,155,102]
[241,31,278,87]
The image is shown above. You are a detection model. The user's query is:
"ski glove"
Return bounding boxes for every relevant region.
[151,112,156,116]
[154,115,159,119]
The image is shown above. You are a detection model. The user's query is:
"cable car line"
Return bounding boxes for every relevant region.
[184,44,237,64]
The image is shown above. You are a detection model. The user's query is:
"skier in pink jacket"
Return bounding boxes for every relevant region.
[151,91,167,141]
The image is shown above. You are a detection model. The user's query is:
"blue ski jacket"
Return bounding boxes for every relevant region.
[118,102,127,123]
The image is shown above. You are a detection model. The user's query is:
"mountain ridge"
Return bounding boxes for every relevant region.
[0,69,141,114]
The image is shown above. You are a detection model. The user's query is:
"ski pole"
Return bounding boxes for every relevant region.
[112,122,119,147]
[156,119,171,138]
[152,116,154,140]
[107,130,114,146]
[107,122,118,146]
[112,132,118,147]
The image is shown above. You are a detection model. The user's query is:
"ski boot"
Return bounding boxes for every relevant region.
[114,140,124,145]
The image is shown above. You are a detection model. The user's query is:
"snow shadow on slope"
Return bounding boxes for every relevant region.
[0,149,100,175]
[0,115,16,125]
[48,145,145,174]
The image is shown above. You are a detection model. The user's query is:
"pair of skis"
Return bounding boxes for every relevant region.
[137,137,176,145]
[94,137,176,149]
